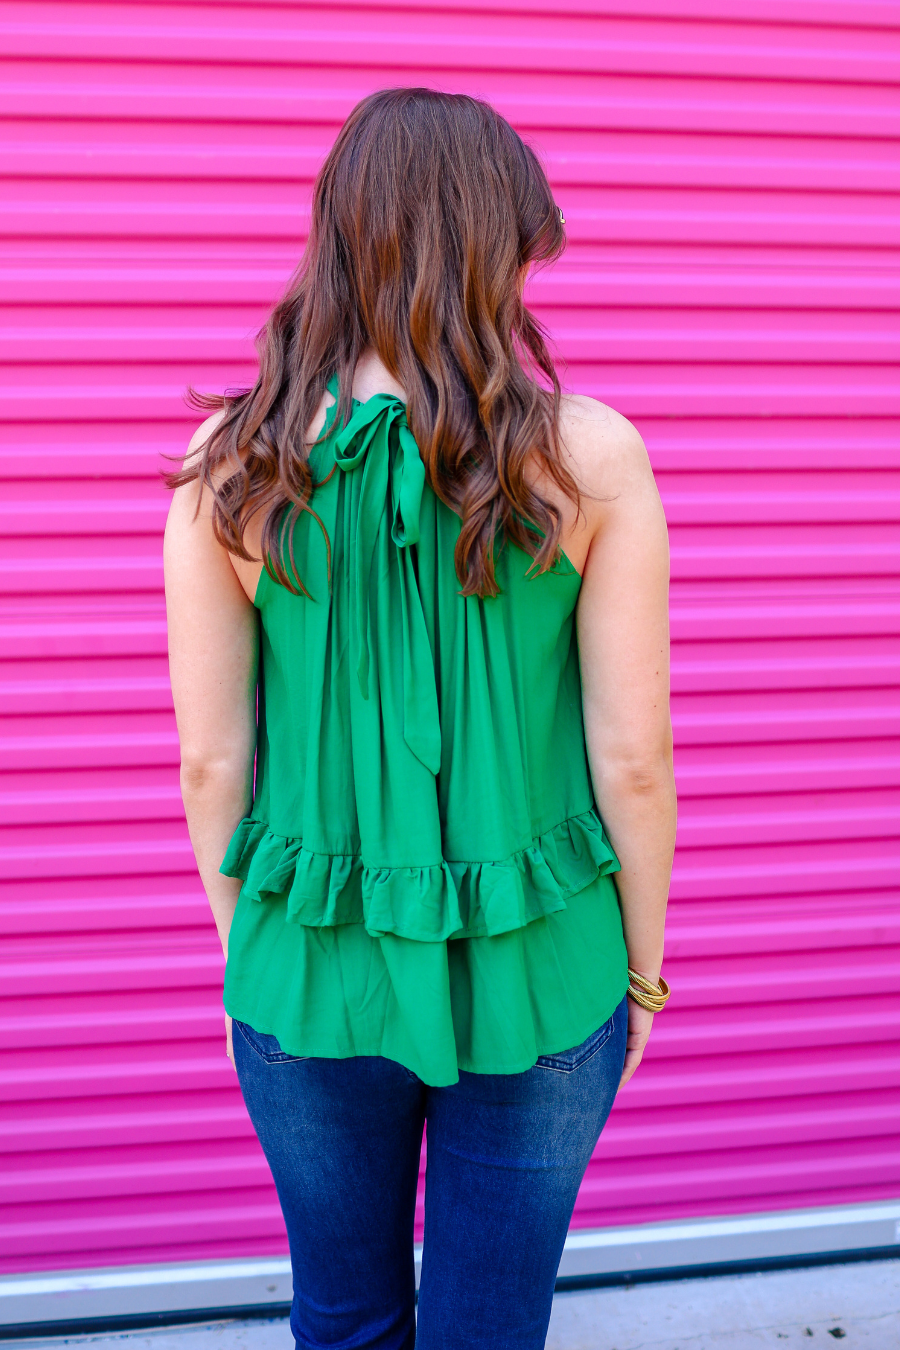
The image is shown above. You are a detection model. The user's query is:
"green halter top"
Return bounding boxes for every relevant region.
[221,378,628,1086]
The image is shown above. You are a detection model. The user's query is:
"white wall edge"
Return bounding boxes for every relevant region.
[555,1200,900,1279]
[3,1200,899,1327]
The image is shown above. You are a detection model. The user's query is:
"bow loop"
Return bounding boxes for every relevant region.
[333,392,398,470]
[392,421,426,549]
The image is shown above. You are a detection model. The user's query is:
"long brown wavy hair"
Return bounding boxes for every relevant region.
[168,87,578,598]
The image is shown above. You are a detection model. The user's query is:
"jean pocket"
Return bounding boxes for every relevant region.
[234,1019,309,1065]
[535,1014,615,1073]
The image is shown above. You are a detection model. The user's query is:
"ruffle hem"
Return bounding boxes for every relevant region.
[220,808,620,943]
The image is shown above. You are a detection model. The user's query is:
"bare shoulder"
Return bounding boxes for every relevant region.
[164,409,250,597]
[167,410,230,525]
[558,393,651,499]
[188,409,228,459]
[165,409,264,603]
[182,409,229,486]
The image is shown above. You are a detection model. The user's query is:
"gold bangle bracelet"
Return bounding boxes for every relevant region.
[626,968,670,1012]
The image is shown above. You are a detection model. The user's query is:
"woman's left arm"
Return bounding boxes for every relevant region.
[163,429,258,961]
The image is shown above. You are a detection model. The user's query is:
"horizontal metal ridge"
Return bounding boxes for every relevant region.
[1,1042,898,1113]
[4,190,899,249]
[3,1088,897,1160]
[6,310,900,363]
[5,68,899,139]
[2,9,898,83]
[4,369,899,424]
[3,997,899,1060]
[2,939,898,1000]
[4,261,900,311]
[7,128,900,194]
[1,887,896,944]
[3,419,897,476]
[37,0,895,28]
[7,1137,900,1212]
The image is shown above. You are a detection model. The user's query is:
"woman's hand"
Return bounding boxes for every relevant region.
[619,999,654,1089]
[225,1013,235,1069]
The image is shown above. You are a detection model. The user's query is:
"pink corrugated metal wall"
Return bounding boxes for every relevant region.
[2,0,898,1275]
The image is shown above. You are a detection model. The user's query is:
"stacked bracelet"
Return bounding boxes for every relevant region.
[627,968,671,1012]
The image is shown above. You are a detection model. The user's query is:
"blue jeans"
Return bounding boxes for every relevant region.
[233,996,627,1350]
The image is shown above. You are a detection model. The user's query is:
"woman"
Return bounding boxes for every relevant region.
[164,88,675,1350]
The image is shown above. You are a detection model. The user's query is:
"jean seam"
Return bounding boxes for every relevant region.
[534,1017,615,1074]
[235,1018,309,1065]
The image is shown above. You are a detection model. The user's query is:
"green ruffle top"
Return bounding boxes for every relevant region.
[221,379,628,1086]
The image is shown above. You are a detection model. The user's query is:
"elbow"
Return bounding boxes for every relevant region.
[609,761,673,800]
[593,738,674,800]
[179,749,252,800]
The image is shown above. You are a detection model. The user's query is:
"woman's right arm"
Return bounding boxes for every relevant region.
[163,420,259,962]
[566,398,677,1088]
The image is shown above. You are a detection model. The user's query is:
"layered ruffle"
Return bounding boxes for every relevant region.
[223,870,630,1086]
[220,809,620,943]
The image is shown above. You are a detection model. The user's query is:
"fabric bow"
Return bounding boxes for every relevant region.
[331,386,442,776]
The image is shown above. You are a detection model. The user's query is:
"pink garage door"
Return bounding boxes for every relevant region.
[2,0,899,1275]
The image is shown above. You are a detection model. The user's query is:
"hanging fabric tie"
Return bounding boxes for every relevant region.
[331,384,442,776]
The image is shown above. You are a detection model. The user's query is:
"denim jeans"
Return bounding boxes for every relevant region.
[233,995,627,1350]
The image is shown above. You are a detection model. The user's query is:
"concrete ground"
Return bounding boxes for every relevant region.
[546,1260,899,1347]
[9,1259,900,1350]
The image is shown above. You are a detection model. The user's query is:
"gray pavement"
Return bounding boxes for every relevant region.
[9,1259,899,1350]
[546,1259,899,1347]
